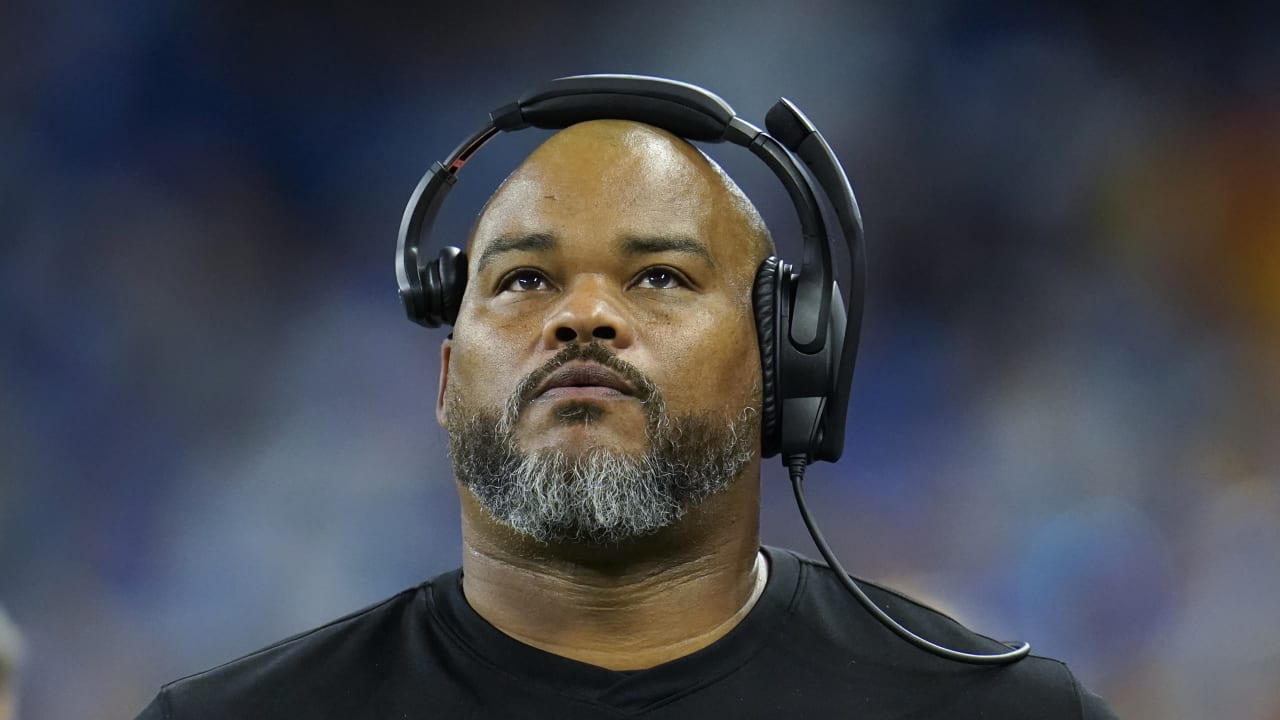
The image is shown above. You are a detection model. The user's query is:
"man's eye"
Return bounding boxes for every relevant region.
[501,270,550,293]
[636,267,684,290]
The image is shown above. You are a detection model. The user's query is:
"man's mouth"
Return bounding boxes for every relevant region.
[532,363,638,402]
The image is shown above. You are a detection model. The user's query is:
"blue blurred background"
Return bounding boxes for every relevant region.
[2,2,1278,718]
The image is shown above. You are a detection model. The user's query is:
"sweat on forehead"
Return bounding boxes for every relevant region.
[466,120,773,263]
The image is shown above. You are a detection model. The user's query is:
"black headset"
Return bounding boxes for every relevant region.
[395,74,1029,665]
[396,73,864,465]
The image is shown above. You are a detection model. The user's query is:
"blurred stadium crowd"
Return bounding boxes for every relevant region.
[1,2,1277,718]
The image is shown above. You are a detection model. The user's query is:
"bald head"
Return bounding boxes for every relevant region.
[469,120,774,287]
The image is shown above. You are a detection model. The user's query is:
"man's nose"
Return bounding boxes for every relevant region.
[542,275,635,349]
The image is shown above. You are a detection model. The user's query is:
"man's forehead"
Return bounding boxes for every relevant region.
[468,120,744,258]
[471,171,708,245]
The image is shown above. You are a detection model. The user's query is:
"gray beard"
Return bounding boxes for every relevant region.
[445,343,757,545]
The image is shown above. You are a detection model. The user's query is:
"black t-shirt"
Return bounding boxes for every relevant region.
[137,546,1117,719]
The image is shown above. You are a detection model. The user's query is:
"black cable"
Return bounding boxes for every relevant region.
[787,456,1032,665]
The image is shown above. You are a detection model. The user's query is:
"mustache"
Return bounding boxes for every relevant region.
[503,343,662,427]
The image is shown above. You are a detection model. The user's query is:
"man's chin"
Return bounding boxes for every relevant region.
[514,415,651,457]
[448,398,756,549]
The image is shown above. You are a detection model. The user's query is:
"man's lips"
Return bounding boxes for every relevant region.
[531,363,638,402]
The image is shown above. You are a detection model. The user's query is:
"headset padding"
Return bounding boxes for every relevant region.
[754,256,782,457]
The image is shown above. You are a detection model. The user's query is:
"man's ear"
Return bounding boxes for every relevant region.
[436,337,452,428]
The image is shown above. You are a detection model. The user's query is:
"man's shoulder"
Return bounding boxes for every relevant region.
[140,580,441,720]
[772,547,1117,718]
[779,547,1021,656]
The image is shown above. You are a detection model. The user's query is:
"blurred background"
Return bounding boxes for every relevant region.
[2,1,1278,718]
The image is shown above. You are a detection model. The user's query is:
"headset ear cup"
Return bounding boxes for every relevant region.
[438,246,468,326]
[401,273,429,327]
[422,246,467,327]
[420,257,443,327]
[753,256,783,458]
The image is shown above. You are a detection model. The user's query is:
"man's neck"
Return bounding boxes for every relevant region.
[457,480,765,671]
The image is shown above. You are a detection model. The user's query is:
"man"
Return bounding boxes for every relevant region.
[138,120,1117,718]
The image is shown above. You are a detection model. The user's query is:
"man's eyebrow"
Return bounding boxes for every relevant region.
[620,235,713,264]
[475,232,557,273]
